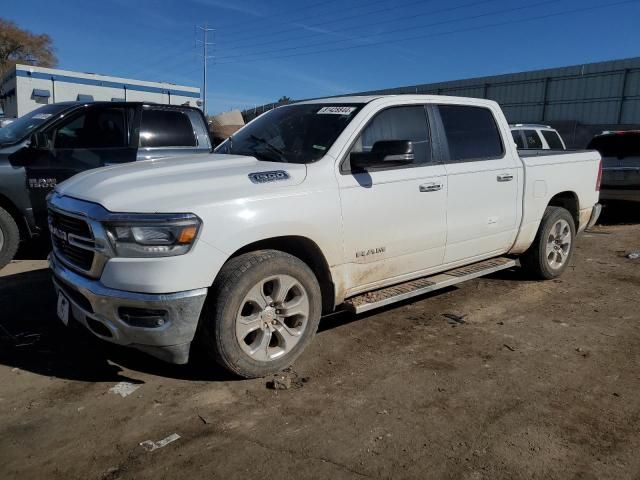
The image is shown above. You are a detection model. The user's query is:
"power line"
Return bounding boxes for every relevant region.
[215,0,560,62]
[218,0,501,55]
[217,0,429,45]
[213,0,346,34]
[214,0,640,66]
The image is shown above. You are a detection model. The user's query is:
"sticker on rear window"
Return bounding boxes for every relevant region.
[317,106,356,115]
[33,113,52,120]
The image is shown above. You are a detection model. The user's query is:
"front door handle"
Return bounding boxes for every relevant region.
[419,183,443,192]
[497,174,514,182]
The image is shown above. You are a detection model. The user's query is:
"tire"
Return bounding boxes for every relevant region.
[0,206,20,271]
[520,206,576,280]
[199,250,322,378]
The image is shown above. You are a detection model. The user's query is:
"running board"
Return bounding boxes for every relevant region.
[344,257,518,314]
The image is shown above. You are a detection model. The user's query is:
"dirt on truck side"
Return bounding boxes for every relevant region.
[0,205,639,480]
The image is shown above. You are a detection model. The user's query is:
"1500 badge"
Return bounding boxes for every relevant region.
[248,171,290,184]
[29,178,57,189]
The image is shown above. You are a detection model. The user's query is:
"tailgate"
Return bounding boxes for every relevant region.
[601,155,640,188]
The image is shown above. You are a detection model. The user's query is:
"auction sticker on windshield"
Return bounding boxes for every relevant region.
[317,106,357,115]
[33,113,53,120]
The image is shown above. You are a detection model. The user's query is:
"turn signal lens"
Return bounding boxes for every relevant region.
[178,226,198,244]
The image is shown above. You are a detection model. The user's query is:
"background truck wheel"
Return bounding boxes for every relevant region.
[521,206,576,280]
[0,206,20,271]
[200,250,322,379]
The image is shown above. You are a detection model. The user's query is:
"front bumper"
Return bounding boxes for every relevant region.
[49,253,208,364]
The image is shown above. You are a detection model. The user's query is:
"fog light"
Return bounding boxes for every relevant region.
[118,307,168,328]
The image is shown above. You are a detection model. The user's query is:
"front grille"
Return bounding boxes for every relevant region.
[49,209,95,272]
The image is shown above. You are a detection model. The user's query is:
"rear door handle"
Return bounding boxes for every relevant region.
[419,182,443,192]
[497,174,514,182]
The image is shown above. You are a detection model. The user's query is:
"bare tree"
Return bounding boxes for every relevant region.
[0,18,57,77]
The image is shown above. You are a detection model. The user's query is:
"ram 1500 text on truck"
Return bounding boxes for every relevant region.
[0,101,211,269]
[48,95,602,378]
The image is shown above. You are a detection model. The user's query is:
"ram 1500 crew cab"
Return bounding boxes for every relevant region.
[48,95,602,378]
[0,102,211,269]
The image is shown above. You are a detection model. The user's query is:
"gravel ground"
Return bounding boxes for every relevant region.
[0,204,639,480]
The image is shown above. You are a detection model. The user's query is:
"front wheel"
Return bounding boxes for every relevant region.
[0,207,20,271]
[521,206,576,280]
[199,250,322,378]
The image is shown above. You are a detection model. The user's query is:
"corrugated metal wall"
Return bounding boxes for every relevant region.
[244,57,640,126]
[354,57,640,125]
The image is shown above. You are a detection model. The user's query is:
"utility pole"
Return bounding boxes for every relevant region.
[196,23,215,115]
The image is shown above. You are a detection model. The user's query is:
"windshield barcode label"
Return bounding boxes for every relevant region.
[317,106,356,115]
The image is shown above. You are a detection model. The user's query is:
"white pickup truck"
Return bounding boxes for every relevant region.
[48,95,602,378]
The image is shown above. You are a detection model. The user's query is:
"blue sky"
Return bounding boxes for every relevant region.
[4,0,640,114]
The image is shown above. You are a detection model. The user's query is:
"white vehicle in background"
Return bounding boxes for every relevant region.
[48,95,601,378]
[511,124,567,150]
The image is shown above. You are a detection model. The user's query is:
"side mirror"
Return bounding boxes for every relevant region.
[29,132,51,150]
[350,140,415,170]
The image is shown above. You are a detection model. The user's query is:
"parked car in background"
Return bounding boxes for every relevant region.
[48,94,601,378]
[587,130,640,202]
[511,124,566,150]
[0,101,211,269]
[0,115,15,128]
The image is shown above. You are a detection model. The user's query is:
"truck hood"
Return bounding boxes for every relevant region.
[55,154,308,213]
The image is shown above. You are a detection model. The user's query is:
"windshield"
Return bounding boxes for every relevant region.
[214,103,363,163]
[0,104,70,146]
[588,133,640,158]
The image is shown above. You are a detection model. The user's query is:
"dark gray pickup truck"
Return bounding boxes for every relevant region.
[0,101,212,269]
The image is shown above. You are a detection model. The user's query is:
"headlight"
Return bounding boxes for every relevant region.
[103,214,201,258]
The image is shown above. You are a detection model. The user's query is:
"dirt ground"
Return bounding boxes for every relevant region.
[1,204,639,480]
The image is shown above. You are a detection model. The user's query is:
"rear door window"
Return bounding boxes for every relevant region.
[140,109,197,148]
[541,130,565,150]
[437,105,504,161]
[522,130,543,149]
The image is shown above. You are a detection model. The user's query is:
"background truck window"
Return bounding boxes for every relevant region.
[438,105,504,161]
[140,109,197,148]
[541,130,565,150]
[511,130,525,149]
[54,107,126,149]
[523,130,543,149]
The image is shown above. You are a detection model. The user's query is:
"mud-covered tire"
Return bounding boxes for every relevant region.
[0,206,20,271]
[199,250,322,378]
[520,206,576,280]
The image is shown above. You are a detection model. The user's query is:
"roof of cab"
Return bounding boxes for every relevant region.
[51,100,200,110]
[295,93,499,106]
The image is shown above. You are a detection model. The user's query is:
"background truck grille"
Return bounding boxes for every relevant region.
[49,210,95,272]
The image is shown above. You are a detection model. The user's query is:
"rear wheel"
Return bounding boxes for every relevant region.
[0,207,20,271]
[200,250,322,378]
[521,206,576,280]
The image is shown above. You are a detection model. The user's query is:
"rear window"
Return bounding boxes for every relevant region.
[523,130,543,149]
[588,133,640,158]
[437,105,503,161]
[140,109,197,148]
[541,130,565,150]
